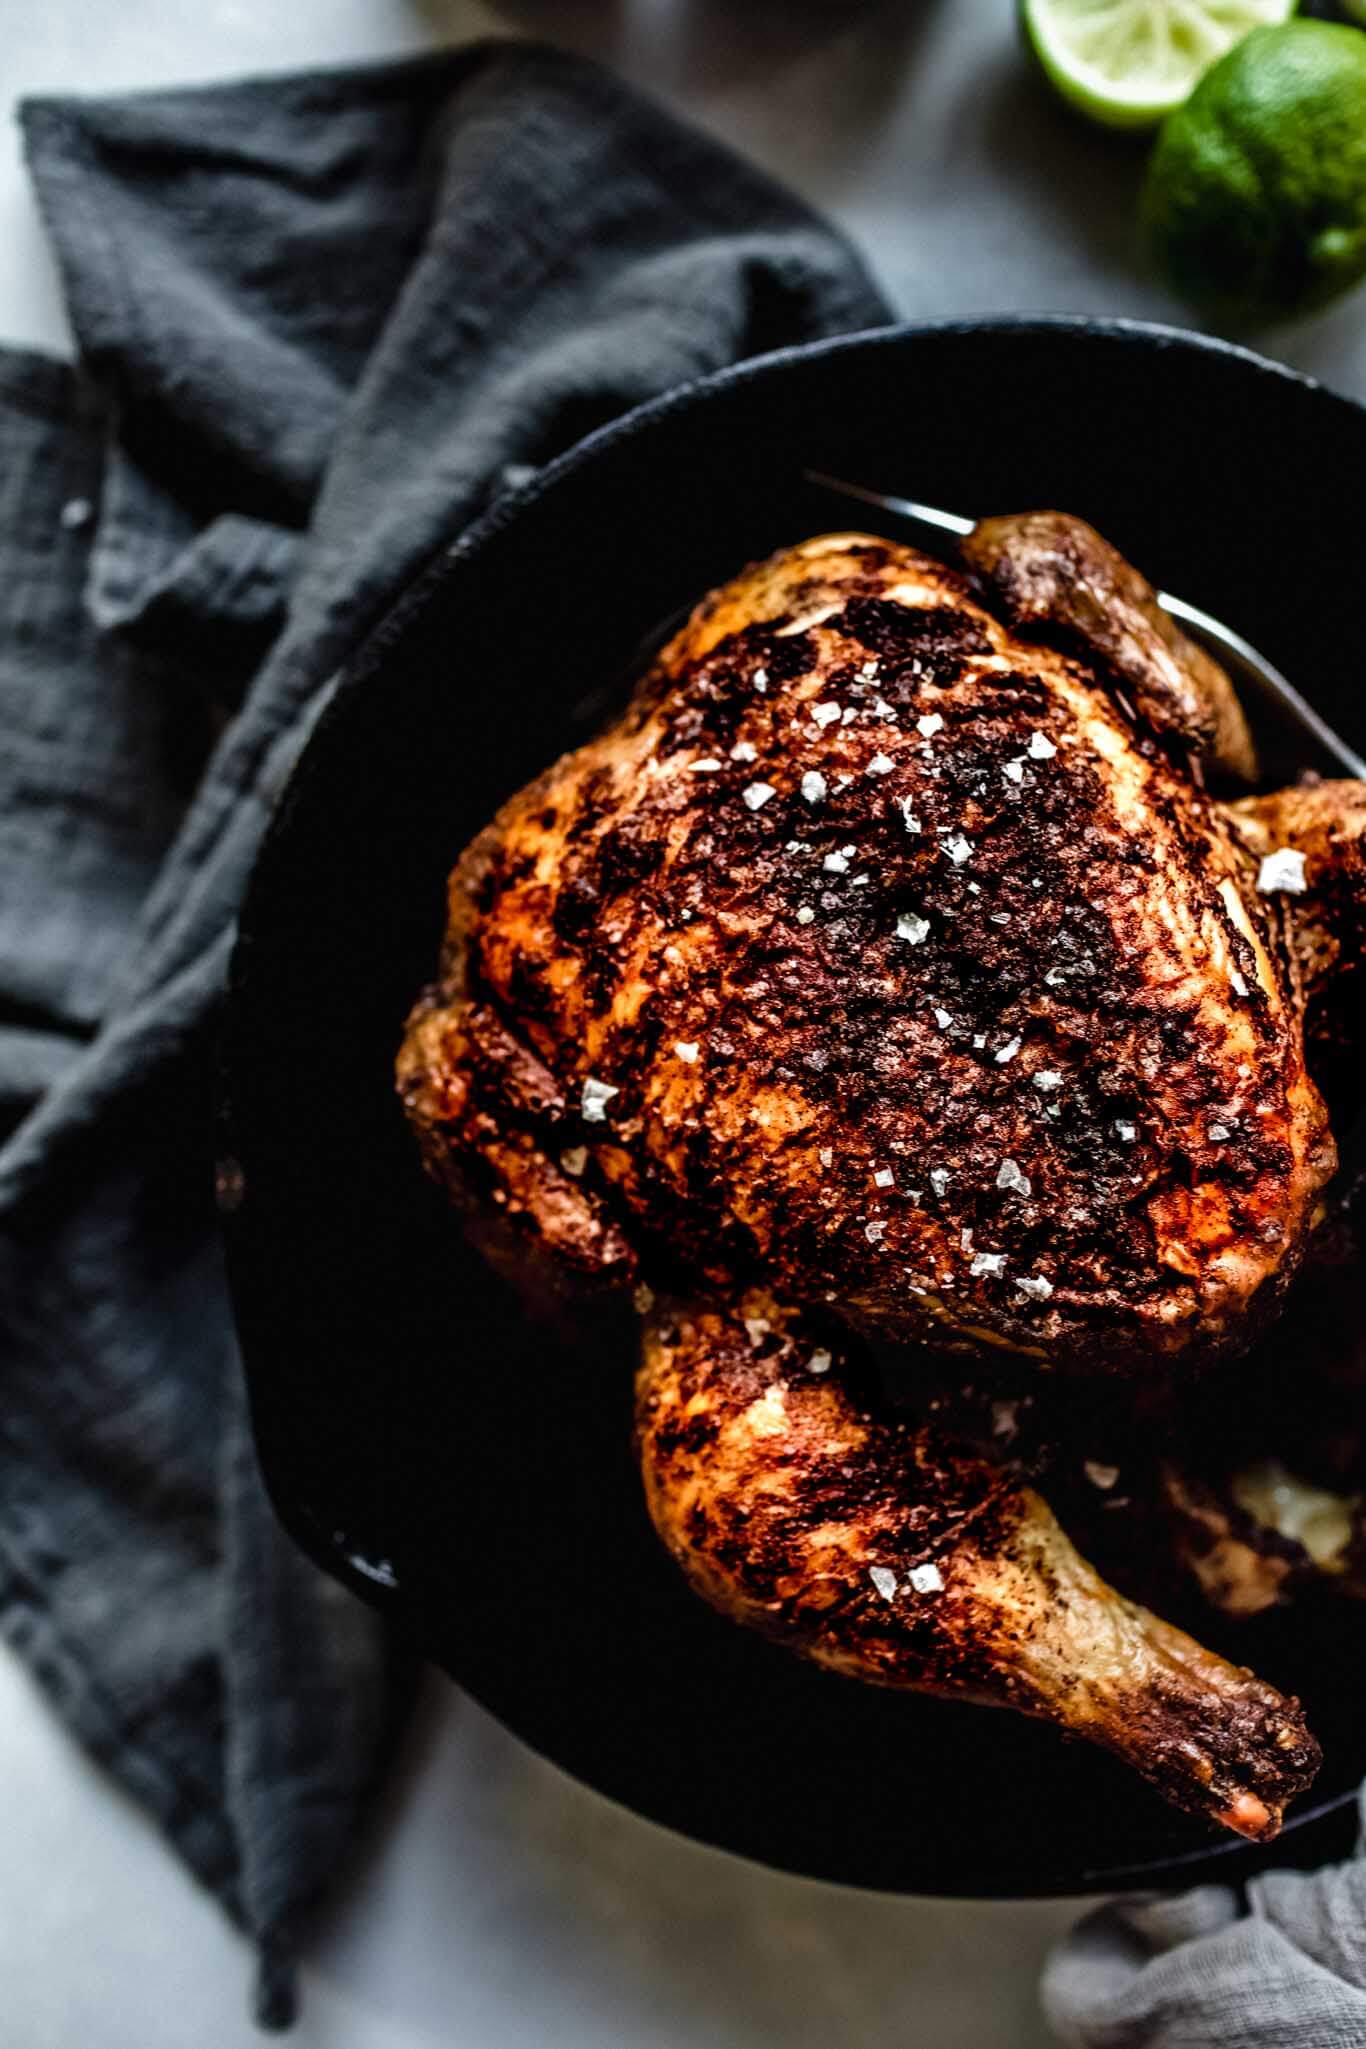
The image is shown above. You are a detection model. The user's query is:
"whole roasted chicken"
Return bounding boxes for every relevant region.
[399,514,1366,1840]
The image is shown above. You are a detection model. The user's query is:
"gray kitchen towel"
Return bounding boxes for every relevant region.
[0,43,889,2029]
[1044,1791,1366,2047]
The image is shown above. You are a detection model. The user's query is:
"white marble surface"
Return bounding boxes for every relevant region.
[0,1647,1087,2049]
[3,5,1364,2046]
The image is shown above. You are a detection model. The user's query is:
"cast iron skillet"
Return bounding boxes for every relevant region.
[223,318,1366,1898]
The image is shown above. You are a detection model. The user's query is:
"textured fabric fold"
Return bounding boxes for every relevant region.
[1044,1792,1366,2046]
[0,41,889,2027]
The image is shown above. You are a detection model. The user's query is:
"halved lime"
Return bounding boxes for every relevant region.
[1023,0,1298,130]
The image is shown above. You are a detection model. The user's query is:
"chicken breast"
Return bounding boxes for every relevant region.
[400,533,1334,1374]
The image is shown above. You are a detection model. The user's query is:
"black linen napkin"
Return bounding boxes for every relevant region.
[0,42,889,2029]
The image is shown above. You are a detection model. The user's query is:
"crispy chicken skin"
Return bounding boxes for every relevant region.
[401,531,1334,1374]
[398,520,1363,1838]
[635,1292,1318,1841]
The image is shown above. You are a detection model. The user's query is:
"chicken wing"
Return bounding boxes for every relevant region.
[1226,780,1366,1108]
[962,509,1257,783]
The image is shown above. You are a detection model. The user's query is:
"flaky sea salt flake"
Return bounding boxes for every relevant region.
[581,1076,619,1122]
[1257,847,1307,895]
[743,782,777,811]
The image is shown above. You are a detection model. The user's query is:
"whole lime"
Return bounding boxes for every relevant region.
[1143,20,1366,319]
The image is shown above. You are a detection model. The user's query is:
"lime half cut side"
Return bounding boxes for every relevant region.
[1023,0,1298,130]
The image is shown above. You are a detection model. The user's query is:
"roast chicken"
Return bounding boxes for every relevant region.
[398,514,1366,1839]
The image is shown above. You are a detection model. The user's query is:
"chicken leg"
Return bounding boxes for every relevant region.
[635,1290,1320,1840]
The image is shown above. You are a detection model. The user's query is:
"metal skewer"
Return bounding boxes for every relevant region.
[804,469,1366,783]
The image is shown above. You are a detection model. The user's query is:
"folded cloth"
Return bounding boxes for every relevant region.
[1044,1793,1366,2047]
[0,43,889,2029]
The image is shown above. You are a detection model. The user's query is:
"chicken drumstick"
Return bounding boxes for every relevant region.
[635,1291,1319,1841]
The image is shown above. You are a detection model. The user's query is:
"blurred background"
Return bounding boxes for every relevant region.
[4,0,1365,387]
